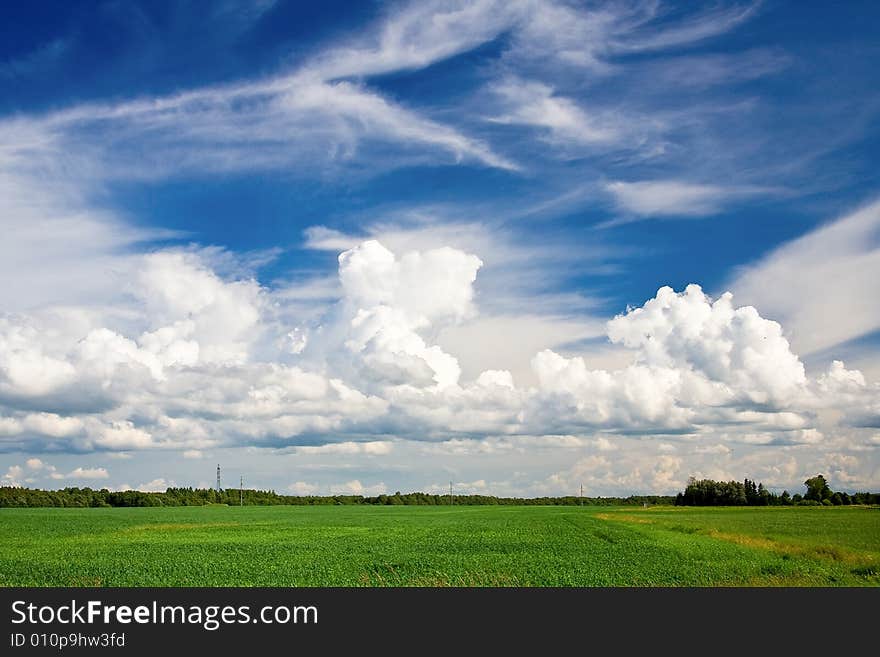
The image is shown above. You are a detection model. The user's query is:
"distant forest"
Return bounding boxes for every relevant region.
[0,486,674,508]
[1,473,876,508]
[675,474,880,506]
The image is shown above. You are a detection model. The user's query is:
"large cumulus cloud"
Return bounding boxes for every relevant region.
[525,284,827,437]
[0,240,877,471]
[333,240,482,389]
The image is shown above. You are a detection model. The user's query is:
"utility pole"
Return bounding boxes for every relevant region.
[216,464,221,492]
[580,484,584,506]
[240,475,243,507]
[449,481,453,506]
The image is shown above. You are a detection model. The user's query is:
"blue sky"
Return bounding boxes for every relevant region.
[1,1,878,496]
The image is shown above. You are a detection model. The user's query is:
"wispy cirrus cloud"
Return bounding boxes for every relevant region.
[602,179,775,222]
[730,199,880,358]
[306,0,759,82]
[307,0,523,80]
[630,49,791,91]
[0,0,777,208]
[610,2,761,54]
[489,78,620,147]
[501,0,761,72]
[23,73,516,180]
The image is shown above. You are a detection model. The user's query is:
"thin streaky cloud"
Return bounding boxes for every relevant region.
[730,199,880,357]
[601,179,778,223]
[612,1,762,53]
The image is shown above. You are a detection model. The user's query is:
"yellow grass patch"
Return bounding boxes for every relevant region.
[705,529,872,565]
[594,512,654,524]
[596,513,876,569]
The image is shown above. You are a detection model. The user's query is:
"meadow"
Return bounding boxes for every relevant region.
[0,505,877,586]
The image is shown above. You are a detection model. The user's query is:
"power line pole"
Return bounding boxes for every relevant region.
[216,464,221,492]
[240,475,243,507]
[580,483,584,506]
[449,481,453,506]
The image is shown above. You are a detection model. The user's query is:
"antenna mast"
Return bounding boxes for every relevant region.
[580,484,584,506]
[449,481,453,506]
[240,475,243,507]
[216,464,221,492]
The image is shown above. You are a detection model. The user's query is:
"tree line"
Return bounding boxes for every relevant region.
[0,485,675,508]
[675,474,880,506]
[2,474,876,508]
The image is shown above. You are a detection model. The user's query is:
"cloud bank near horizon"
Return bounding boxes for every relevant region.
[1,229,877,493]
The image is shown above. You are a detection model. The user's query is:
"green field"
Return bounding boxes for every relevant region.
[1,505,878,586]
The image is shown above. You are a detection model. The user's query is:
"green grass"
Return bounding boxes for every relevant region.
[0,505,877,586]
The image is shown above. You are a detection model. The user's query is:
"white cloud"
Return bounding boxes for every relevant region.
[310,239,483,390]
[594,437,618,452]
[0,127,178,315]
[522,283,863,439]
[499,1,761,76]
[438,314,606,386]
[2,465,24,486]
[539,448,713,496]
[633,49,790,90]
[605,180,730,218]
[65,467,109,480]
[532,349,690,430]
[1,238,875,471]
[22,413,85,438]
[330,480,387,496]
[287,481,320,495]
[0,317,78,397]
[0,3,524,239]
[294,441,393,456]
[308,0,760,84]
[340,240,482,325]
[309,0,523,80]
[730,199,880,357]
[504,1,619,71]
[300,217,609,386]
[694,444,732,455]
[136,251,263,366]
[452,479,489,493]
[17,74,515,183]
[21,457,60,479]
[0,0,771,203]
[302,217,607,315]
[490,78,619,146]
[89,422,155,451]
[303,226,359,252]
[182,450,203,459]
[606,284,807,406]
[611,3,760,54]
[0,416,22,436]
[422,437,518,455]
[136,478,170,492]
